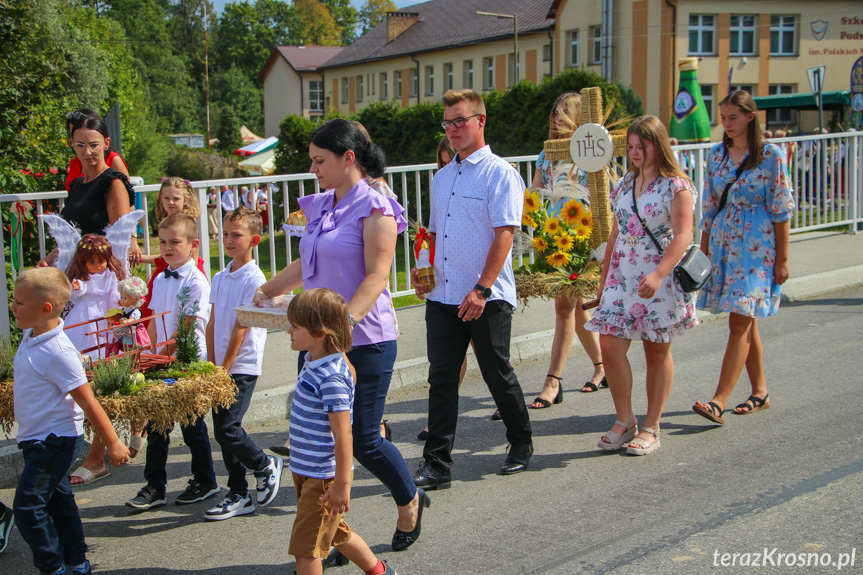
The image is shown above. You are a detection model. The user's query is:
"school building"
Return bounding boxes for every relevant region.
[262,0,863,139]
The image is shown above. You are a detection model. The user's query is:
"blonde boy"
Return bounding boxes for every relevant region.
[126,213,217,510]
[204,207,282,521]
[11,267,129,575]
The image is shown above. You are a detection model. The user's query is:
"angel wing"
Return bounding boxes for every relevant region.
[104,210,145,275]
[39,214,81,273]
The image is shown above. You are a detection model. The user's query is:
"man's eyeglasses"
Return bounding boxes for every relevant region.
[441,114,481,130]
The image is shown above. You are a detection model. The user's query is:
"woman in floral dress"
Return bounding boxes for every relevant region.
[693,91,795,425]
[530,92,607,410]
[586,115,697,456]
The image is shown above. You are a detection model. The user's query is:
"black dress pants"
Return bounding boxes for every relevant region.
[423,299,532,470]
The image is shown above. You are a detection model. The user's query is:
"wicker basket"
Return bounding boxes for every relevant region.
[234,295,293,330]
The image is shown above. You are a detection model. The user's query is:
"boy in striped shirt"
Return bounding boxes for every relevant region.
[286,289,396,575]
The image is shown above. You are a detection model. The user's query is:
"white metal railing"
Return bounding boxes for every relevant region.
[1,134,861,337]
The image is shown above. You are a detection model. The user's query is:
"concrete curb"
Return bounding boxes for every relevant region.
[1,268,859,489]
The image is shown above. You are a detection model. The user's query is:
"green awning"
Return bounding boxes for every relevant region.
[753,91,851,110]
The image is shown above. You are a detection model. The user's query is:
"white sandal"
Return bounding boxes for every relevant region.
[597,418,637,451]
[626,427,660,456]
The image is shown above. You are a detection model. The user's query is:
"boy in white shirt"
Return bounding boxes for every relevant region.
[11,267,129,575]
[126,213,218,511]
[204,207,283,521]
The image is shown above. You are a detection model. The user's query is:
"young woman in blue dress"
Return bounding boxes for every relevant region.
[692,90,795,425]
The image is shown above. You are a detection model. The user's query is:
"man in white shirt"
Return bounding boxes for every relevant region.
[411,89,533,489]
[221,184,236,219]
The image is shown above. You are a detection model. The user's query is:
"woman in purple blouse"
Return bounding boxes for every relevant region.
[255,119,428,552]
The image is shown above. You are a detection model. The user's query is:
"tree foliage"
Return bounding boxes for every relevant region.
[359,0,396,35]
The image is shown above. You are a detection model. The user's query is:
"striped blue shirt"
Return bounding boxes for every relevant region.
[289,352,354,479]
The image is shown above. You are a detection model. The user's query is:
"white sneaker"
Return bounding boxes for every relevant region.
[204,492,254,521]
[254,455,284,506]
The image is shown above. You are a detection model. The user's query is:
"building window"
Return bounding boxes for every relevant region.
[688,14,715,55]
[341,78,349,103]
[568,30,579,67]
[770,15,797,55]
[484,57,494,90]
[410,69,418,97]
[701,85,715,124]
[507,54,519,86]
[425,65,434,96]
[444,63,453,91]
[542,44,551,62]
[381,72,388,100]
[590,26,602,65]
[396,72,402,98]
[767,84,796,125]
[730,84,755,96]
[729,15,756,55]
[309,81,323,113]
[464,60,473,90]
[356,75,364,102]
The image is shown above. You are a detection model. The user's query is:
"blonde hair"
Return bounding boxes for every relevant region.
[224,206,263,236]
[627,115,690,182]
[155,177,200,222]
[719,90,764,171]
[158,213,199,243]
[287,288,352,355]
[549,92,582,139]
[16,267,71,314]
[442,89,486,115]
[118,276,148,301]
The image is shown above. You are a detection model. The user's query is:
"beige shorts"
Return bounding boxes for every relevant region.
[288,472,353,559]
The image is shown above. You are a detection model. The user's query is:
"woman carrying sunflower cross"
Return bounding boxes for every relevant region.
[525,93,607,411]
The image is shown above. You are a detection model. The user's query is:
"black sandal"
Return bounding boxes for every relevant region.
[530,375,563,409]
[380,419,392,442]
[734,394,770,415]
[581,363,608,392]
[692,401,725,424]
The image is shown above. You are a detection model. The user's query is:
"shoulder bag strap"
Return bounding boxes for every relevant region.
[717,158,749,214]
[631,176,665,256]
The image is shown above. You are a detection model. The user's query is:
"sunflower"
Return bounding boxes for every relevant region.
[543,217,562,236]
[573,224,592,239]
[546,250,571,267]
[522,213,537,228]
[560,199,584,225]
[532,236,549,252]
[523,189,541,213]
[554,231,575,253]
[579,212,593,229]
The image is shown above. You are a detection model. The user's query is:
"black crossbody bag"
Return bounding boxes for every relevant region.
[631,178,711,293]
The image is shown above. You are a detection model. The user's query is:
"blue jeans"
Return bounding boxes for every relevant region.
[347,341,416,507]
[212,374,268,495]
[14,434,86,574]
[144,416,216,491]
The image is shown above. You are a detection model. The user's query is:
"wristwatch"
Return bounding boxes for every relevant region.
[348,313,357,328]
[474,284,492,299]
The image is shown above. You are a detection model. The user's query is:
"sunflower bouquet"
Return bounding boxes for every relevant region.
[514,188,602,304]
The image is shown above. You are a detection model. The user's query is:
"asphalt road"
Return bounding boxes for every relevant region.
[2,286,862,574]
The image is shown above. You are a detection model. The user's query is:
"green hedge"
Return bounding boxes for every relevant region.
[274,69,638,175]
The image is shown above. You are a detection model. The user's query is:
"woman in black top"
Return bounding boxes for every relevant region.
[39,114,140,266]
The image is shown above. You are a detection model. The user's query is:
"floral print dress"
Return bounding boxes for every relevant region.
[585,173,698,343]
[696,143,795,318]
[535,150,590,216]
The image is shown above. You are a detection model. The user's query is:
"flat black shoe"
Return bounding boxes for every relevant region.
[322,549,349,569]
[412,461,451,490]
[269,445,291,457]
[490,409,502,421]
[500,443,533,475]
[417,428,429,441]
[392,488,431,551]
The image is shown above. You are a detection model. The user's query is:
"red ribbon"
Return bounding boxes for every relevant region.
[414,227,435,266]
